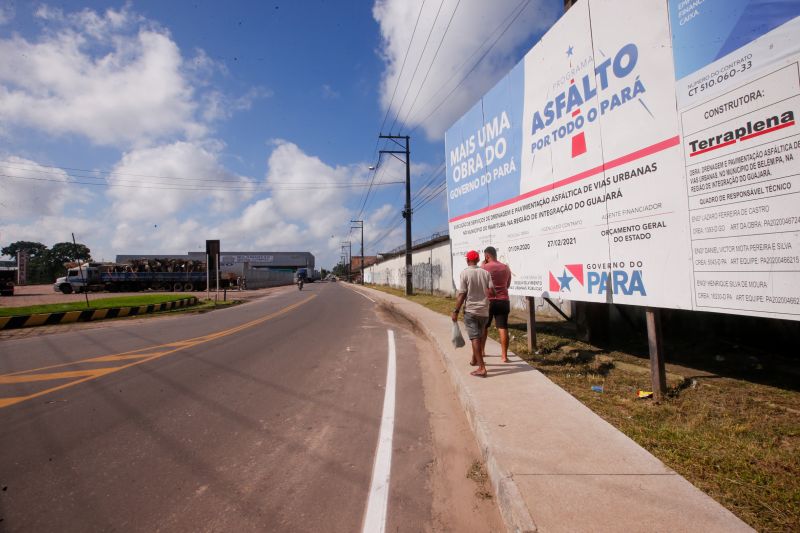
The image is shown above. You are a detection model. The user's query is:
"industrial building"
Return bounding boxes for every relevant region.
[115,251,315,289]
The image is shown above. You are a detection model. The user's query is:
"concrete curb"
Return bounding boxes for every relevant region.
[361,287,537,532]
[0,297,199,330]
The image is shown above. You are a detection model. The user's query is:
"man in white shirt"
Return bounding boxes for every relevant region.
[451,250,495,377]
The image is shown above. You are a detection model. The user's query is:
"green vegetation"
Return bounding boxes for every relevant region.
[1,240,91,284]
[366,284,800,533]
[0,294,194,317]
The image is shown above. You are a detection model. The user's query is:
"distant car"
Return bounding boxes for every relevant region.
[0,270,15,296]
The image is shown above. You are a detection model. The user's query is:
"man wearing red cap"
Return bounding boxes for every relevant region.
[451,250,495,377]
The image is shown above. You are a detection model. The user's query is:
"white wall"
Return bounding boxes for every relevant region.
[364,239,455,295]
[364,238,572,319]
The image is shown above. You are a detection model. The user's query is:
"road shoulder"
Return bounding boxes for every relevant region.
[353,284,754,533]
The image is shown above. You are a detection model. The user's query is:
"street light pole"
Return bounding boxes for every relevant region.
[378,134,412,295]
[351,220,364,285]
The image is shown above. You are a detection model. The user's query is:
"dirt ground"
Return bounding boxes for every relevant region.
[0,284,263,309]
[415,328,504,532]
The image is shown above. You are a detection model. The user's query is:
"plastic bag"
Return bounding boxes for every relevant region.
[451,321,466,348]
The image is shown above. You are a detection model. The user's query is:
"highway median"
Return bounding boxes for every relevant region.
[0,294,200,330]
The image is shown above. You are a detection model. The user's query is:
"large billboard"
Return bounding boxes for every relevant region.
[446,0,800,320]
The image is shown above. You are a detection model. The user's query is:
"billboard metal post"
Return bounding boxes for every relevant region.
[206,254,210,300]
[215,254,220,302]
[646,308,667,401]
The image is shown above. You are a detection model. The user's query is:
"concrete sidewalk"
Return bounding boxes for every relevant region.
[353,286,753,533]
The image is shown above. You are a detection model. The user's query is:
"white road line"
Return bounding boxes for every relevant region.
[350,288,377,303]
[361,329,397,533]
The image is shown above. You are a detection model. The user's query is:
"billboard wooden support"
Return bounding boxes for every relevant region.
[646,308,667,401]
[526,296,537,352]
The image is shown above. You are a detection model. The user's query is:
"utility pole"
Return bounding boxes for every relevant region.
[351,220,364,285]
[340,241,351,282]
[378,134,412,295]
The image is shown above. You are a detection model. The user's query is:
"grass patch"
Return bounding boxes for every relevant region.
[0,294,195,317]
[191,298,239,313]
[366,284,800,532]
[466,459,492,500]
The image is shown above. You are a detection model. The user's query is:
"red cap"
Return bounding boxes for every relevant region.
[466,250,480,262]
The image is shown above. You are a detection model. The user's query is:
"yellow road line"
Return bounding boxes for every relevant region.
[0,368,112,384]
[0,397,26,408]
[0,294,316,409]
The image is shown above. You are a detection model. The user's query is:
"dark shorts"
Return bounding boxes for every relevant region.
[487,299,510,329]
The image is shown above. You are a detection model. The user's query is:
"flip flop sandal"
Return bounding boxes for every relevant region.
[470,369,487,377]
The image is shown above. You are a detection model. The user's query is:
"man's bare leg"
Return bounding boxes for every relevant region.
[470,338,486,376]
[498,328,509,362]
[480,327,489,362]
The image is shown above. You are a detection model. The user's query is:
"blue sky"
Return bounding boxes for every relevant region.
[0,0,560,268]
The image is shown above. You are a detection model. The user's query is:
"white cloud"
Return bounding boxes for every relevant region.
[104,141,373,266]
[0,2,15,25]
[0,214,101,255]
[0,141,400,268]
[0,156,88,220]
[107,141,256,224]
[110,217,205,257]
[321,84,340,100]
[202,86,272,122]
[265,140,363,240]
[0,4,272,148]
[373,0,558,139]
[0,8,204,147]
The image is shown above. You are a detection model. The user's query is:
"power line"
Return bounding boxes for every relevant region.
[357,1,428,221]
[367,214,405,250]
[355,158,388,220]
[412,181,446,209]
[0,161,395,188]
[410,162,445,202]
[397,0,462,132]
[412,177,445,206]
[0,161,246,183]
[414,184,446,211]
[0,172,403,192]
[388,0,446,135]
[410,0,533,134]
[378,0,428,136]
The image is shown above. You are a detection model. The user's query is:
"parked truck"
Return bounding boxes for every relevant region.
[53,262,234,294]
[294,268,321,283]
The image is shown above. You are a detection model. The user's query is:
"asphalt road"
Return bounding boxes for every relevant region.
[0,282,499,532]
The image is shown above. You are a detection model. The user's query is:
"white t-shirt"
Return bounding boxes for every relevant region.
[458,265,494,317]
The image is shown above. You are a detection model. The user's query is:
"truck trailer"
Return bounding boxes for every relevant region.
[54,263,234,294]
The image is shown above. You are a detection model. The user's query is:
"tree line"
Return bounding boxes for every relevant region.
[1,241,92,284]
